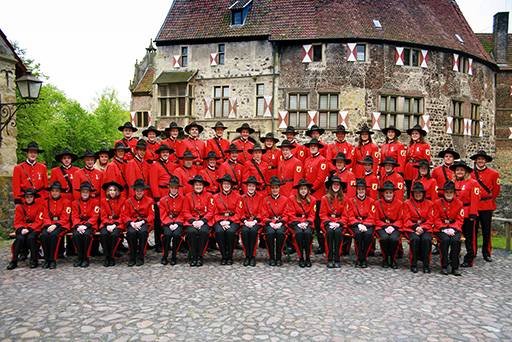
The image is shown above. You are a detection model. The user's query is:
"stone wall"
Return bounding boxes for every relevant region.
[0,54,19,177]
[0,176,14,237]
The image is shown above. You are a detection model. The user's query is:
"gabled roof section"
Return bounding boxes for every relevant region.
[229,0,252,10]
[132,67,155,94]
[0,29,27,77]
[155,0,493,64]
[153,70,197,84]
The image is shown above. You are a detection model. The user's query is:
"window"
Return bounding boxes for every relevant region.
[403,48,420,66]
[230,1,252,26]
[356,44,366,61]
[288,93,308,128]
[471,104,480,136]
[214,86,230,117]
[218,44,225,65]
[232,11,243,25]
[256,84,265,116]
[313,44,323,62]
[318,93,339,128]
[181,47,188,67]
[158,83,193,117]
[136,112,149,127]
[379,95,423,130]
[460,57,470,73]
[452,101,464,135]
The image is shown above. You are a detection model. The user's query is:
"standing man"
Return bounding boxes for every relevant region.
[141,126,162,163]
[432,147,459,199]
[199,151,221,194]
[180,121,206,173]
[174,150,198,196]
[305,125,327,158]
[326,125,354,170]
[282,126,306,163]
[115,122,139,162]
[219,144,243,193]
[104,142,130,195]
[126,140,150,197]
[206,122,230,165]
[277,140,303,197]
[161,122,183,166]
[233,123,255,164]
[50,148,80,203]
[13,141,48,205]
[243,144,269,194]
[73,150,104,200]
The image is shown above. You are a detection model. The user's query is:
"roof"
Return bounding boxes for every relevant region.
[0,29,27,76]
[476,33,512,69]
[153,70,197,84]
[132,67,155,93]
[229,0,252,10]
[155,0,493,64]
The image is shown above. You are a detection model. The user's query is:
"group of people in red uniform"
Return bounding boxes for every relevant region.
[8,121,501,276]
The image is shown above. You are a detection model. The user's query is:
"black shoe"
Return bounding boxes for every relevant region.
[452,268,462,276]
[411,266,418,273]
[74,258,83,267]
[103,259,110,267]
[7,261,17,270]
[269,259,276,266]
[109,259,115,267]
[355,260,362,268]
[423,267,431,274]
[49,261,57,269]
[361,260,368,268]
[136,259,144,266]
[197,257,203,267]
[250,257,256,267]
[42,261,50,269]
[314,247,325,255]
[30,260,38,268]
[128,259,136,267]
[334,261,341,268]
[391,261,398,269]
[226,258,233,265]
[161,257,168,265]
[484,256,493,262]
[382,260,389,268]
[441,267,449,275]
[327,260,334,268]
[305,259,312,267]
[461,262,472,268]
[432,246,440,255]
[190,259,197,267]
[170,258,177,266]
[243,257,250,266]
[276,259,282,267]
[81,259,90,268]
[220,258,227,265]
[299,259,306,268]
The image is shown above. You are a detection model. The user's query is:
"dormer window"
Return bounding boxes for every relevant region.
[230,0,252,26]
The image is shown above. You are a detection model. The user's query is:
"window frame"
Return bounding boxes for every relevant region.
[379,95,423,131]
[312,44,323,62]
[255,83,265,117]
[181,46,188,67]
[452,100,464,135]
[218,44,225,65]
[402,48,420,67]
[356,44,366,62]
[287,93,309,128]
[318,93,340,129]
[136,111,149,128]
[471,103,480,137]
[213,85,230,118]
[157,83,194,117]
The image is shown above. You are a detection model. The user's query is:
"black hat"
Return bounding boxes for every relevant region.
[438,180,459,192]
[353,178,369,188]
[277,140,296,149]
[55,148,78,163]
[185,121,204,134]
[411,182,427,193]
[211,121,228,129]
[378,180,399,192]
[236,123,255,134]
[449,160,473,173]
[102,181,125,192]
[155,144,174,154]
[304,138,325,149]
[305,125,325,137]
[142,126,162,137]
[292,179,313,190]
[358,155,375,164]
[355,124,375,135]
[260,132,279,144]
[21,141,44,153]
[20,188,41,198]
[80,149,97,160]
[135,140,148,150]
[268,176,284,186]
[333,125,350,134]
[216,173,238,185]
[165,176,184,188]
[224,144,241,154]
[180,150,195,159]
[110,142,131,154]
[438,147,460,160]
[248,144,267,154]
[45,181,63,191]
[129,179,150,190]
[381,125,402,137]
[470,150,493,162]
[283,126,299,135]
[188,175,210,187]
[406,124,427,137]
[326,175,348,190]
[165,122,184,132]
[118,122,138,133]
[243,175,262,186]
[413,158,432,169]
[378,156,400,167]
[206,151,221,160]
[76,181,96,192]
[331,152,352,165]
[95,147,114,159]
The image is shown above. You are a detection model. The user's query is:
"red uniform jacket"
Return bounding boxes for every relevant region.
[433,198,464,232]
[404,142,431,181]
[289,140,306,163]
[73,167,103,200]
[453,178,480,219]
[412,177,438,202]
[43,197,72,231]
[144,140,161,163]
[240,192,265,223]
[374,198,403,231]
[14,202,44,232]
[219,160,243,189]
[432,165,454,198]
[264,149,281,179]
[363,171,379,200]
[206,137,230,164]
[159,194,185,226]
[160,138,181,165]
[13,161,48,204]
[278,155,303,196]
[50,165,80,203]
[347,196,377,226]
[305,141,327,159]
[319,195,348,228]
[115,137,138,161]
[379,141,406,175]
[100,196,126,230]
[212,191,243,224]
[243,159,270,193]
[71,197,100,230]
[233,138,254,164]
[329,169,356,198]
[379,171,405,201]
[402,198,434,233]
[174,166,198,196]
[353,142,379,178]
[261,194,288,226]
[304,153,329,198]
[149,159,176,200]
[471,167,501,211]
[126,157,150,197]
[183,191,215,224]
[104,158,128,192]
[286,195,316,226]
[327,140,354,170]
[179,138,206,172]
[199,166,219,194]
[122,195,155,229]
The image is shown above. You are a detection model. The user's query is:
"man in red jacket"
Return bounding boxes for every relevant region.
[282,126,306,163]
[219,144,243,192]
[199,151,220,194]
[115,122,139,161]
[126,140,150,197]
[233,123,255,164]
[432,147,459,199]
[180,121,206,173]
[277,140,303,197]
[161,122,182,166]
[142,126,162,163]
[206,122,230,164]
[378,156,405,201]
[326,125,354,170]
[13,141,48,205]
[73,150,104,200]
[243,144,269,194]
[50,148,80,203]
[104,142,130,194]
[174,150,198,196]
[305,125,327,158]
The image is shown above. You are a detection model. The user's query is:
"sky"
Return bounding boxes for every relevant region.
[1,0,511,110]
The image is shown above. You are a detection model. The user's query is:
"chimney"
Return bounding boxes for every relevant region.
[493,12,509,65]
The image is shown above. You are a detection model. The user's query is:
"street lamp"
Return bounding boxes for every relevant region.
[0,71,43,146]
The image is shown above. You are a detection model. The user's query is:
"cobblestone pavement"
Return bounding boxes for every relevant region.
[0,238,511,341]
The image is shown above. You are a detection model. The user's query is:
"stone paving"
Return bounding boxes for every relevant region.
[0,238,511,341]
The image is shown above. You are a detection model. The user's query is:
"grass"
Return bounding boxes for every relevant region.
[477,236,509,250]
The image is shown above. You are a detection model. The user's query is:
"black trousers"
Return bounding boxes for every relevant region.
[186,224,211,258]
[314,200,324,249]
[240,224,261,258]
[99,226,124,259]
[476,210,493,258]
[264,225,287,260]
[461,218,477,265]
[376,228,402,262]
[162,224,184,259]
[290,223,314,260]
[405,231,432,267]
[213,223,240,259]
[11,230,39,262]
[126,224,151,261]
[72,227,96,259]
[435,231,461,269]
[40,227,67,262]
[153,205,162,250]
[349,225,375,261]
[323,223,344,262]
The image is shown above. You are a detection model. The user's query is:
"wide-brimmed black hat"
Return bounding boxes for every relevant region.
[185,121,204,134]
[80,149,97,160]
[216,173,238,185]
[102,180,125,192]
[260,132,279,144]
[331,152,352,165]
[21,141,44,153]
[438,147,460,160]
[355,124,375,135]
[135,140,148,150]
[129,179,150,190]
[45,181,63,191]
[283,126,299,135]
[188,175,210,187]
[292,179,313,190]
[411,182,427,193]
[248,144,267,154]
[211,121,228,129]
[165,122,184,132]
[180,150,195,159]
[305,125,325,137]
[236,123,255,134]
[55,148,78,163]
[413,159,432,169]
[224,144,241,154]
[243,175,262,186]
[268,176,284,186]
[155,144,174,154]
[95,147,114,159]
[110,142,131,154]
[449,160,473,173]
[304,138,325,149]
[378,180,399,192]
[142,126,162,137]
[353,178,369,188]
[206,151,221,160]
[20,188,41,198]
[165,176,184,188]
[358,155,375,164]
[438,180,459,192]
[333,125,350,134]
[470,150,493,162]
[277,140,296,149]
[406,124,427,137]
[118,122,138,132]
[378,156,400,167]
[76,181,96,192]
[381,125,402,137]
[326,176,348,190]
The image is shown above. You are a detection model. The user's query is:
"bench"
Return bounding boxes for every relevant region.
[491,217,512,251]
